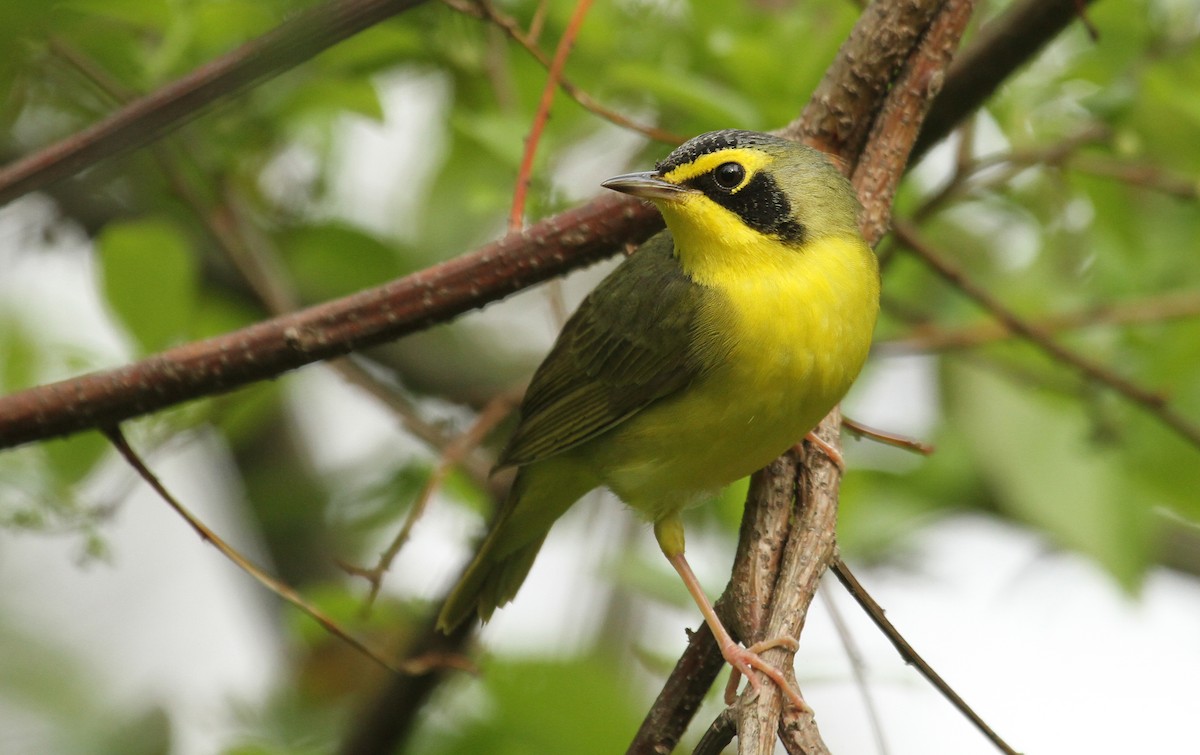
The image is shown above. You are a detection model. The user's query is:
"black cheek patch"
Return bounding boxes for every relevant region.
[688,171,807,246]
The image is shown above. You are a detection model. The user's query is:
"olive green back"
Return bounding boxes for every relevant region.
[498,232,720,467]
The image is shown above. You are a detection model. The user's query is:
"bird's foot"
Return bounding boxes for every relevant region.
[719,635,808,711]
[796,430,845,472]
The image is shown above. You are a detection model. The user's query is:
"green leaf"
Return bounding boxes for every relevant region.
[280,76,384,123]
[193,291,261,341]
[57,0,170,29]
[280,223,403,301]
[42,432,108,488]
[948,362,1152,588]
[0,312,36,391]
[607,63,762,129]
[424,658,643,755]
[98,218,197,353]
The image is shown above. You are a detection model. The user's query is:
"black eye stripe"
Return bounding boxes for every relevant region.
[686,169,806,245]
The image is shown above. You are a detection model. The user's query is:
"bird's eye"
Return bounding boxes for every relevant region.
[712,161,745,190]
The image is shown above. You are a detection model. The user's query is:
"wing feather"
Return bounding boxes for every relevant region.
[499,232,717,467]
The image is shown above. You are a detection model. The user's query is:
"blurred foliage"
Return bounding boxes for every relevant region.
[2,0,1200,752]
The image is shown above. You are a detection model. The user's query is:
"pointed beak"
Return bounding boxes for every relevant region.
[601,171,691,201]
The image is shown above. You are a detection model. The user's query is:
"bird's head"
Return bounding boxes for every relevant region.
[602,130,862,261]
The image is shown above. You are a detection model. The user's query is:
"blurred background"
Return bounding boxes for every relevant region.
[2,0,1199,753]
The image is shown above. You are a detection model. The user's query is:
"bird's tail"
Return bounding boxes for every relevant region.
[436,457,594,632]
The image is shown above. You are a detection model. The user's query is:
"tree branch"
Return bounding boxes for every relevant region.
[0,0,430,207]
[830,557,1019,755]
[787,0,948,164]
[628,1,975,752]
[893,220,1200,450]
[851,0,976,243]
[735,445,836,755]
[0,193,661,449]
[911,0,1098,161]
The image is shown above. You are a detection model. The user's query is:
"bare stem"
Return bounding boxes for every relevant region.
[104,426,474,677]
[894,220,1200,451]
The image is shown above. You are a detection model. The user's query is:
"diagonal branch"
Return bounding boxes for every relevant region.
[893,220,1200,450]
[509,0,596,230]
[105,426,472,678]
[0,193,661,449]
[830,557,1019,755]
[911,0,1098,161]
[0,0,430,207]
[787,0,949,165]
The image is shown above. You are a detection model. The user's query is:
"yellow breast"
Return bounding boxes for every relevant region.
[586,227,879,518]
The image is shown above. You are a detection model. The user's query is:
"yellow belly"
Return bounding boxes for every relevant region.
[574,233,879,519]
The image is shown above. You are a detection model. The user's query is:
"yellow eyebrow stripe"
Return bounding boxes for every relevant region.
[661,148,774,189]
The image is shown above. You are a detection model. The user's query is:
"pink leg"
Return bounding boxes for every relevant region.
[665,550,809,711]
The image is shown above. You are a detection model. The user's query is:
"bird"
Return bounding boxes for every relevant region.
[436,129,879,707]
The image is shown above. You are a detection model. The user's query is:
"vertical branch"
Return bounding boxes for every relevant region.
[852,0,976,241]
[789,0,947,164]
[734,439,839,755]
[627,1,964,751]
[739,1,974,750]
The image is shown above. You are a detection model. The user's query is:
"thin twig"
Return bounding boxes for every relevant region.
[526,0,549,42]
[1070,153,1200,201]
[343,389,518,611]
[693,708,736,755]
[912,124,1111,221]
[819,587,891,755]
[445,0,683,145]
[893,219,1200,450]
[509,0,595,231]
[881,289,1200,354]
[830,557,1021,755]
[911,0,1099,162]
[842,416,935,456]
[104,425,475,678]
